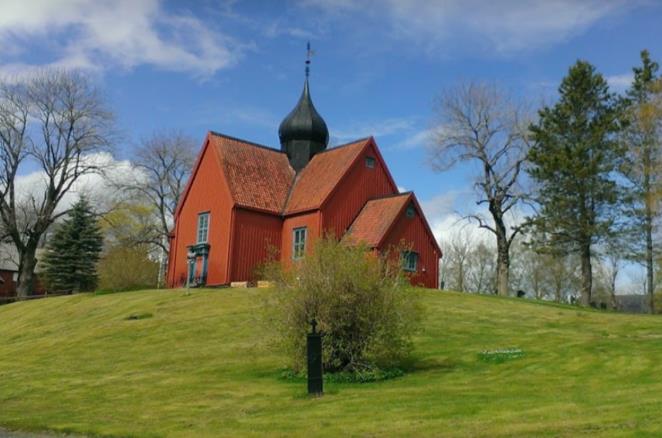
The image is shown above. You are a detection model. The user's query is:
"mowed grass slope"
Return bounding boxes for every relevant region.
[0,289,661,437]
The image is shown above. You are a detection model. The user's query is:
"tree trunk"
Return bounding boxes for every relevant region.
[496,243,509,296]
[491,205,510,296]
[16,244,38,299]
[580,240,592,306]
[645,204,655,314]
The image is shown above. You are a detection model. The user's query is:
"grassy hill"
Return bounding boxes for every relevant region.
[0,288,661,437]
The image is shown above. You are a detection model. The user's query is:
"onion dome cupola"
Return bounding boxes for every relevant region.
[279,43,329,173]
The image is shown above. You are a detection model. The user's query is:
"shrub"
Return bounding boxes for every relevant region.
[264,236,421,374]
[98,244,159,292]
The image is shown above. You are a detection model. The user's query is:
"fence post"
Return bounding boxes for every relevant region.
[307,318,323,396]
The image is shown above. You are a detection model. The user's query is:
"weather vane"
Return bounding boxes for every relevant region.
[305,41,314,78]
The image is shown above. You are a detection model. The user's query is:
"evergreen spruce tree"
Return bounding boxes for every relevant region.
[42,197,103,293]
[527,60,625,306]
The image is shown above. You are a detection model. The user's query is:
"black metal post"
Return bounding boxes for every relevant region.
[307,319,323,396]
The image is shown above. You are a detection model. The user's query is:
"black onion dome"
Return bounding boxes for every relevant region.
[278,78,329,151]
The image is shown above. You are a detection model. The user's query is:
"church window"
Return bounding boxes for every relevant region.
[365,156,375,168]
[197,212,210,243]
[401,251,418,272]
[293,227,307,259]
[406,203,416,218]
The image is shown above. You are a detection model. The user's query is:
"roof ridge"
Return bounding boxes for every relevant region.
[210,131,286,154]
[314,137,371,155]
[368,191,412,201]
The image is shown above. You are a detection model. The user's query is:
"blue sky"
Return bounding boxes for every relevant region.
[2,0,661,278]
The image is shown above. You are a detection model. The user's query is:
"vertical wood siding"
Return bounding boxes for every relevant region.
[281,212,321,263]
[322,143,396,238]
[0,270,15,296]
[380,209,440,289]
[230,208,282,281]
[167,141,235,287]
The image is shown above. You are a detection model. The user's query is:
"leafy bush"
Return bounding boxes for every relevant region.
[263,237,421,374]
[98,244,159,292]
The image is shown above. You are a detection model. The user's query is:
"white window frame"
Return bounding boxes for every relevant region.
[197,212,210,244]
[401,251,418,272]
[292,227,307,260]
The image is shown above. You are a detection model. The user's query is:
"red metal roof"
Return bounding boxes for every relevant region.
[283,138,369,214]
[343,193,412,247]
[210,132,295,214]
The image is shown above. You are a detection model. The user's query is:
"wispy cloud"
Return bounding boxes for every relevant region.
[302,0,639,54]
[394,128,434,150]
[331,116,418,143]
[0,0,244,79]
[606,72,633,92]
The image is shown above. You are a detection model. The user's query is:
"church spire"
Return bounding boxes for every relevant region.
[278,43,329,173]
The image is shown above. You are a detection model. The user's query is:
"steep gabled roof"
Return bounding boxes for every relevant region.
[284,138,370,214]
[210,132,295,214]
[343,193,412,247]
[343,192,443,255]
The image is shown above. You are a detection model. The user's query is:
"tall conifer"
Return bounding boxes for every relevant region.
[527,60,625,306]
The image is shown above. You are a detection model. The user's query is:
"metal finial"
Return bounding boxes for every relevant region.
[305,41,313,78]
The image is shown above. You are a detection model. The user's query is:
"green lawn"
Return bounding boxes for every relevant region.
[0,288,661,437]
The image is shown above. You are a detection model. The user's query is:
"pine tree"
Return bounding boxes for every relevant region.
[527,60,625,306]
[42,197,104,293]
[621,50,661,313]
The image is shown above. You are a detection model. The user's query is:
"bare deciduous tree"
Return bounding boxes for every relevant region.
[440,230,473,292]
[429,82,530,296]
[120,132,196,286]
[0,70,114,298]
[124,132,196,249]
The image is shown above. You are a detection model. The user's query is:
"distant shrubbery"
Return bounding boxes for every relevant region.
[263,237,421,376]
[98,245,159,292]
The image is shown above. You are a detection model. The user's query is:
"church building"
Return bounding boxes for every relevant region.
[166,64,442,289]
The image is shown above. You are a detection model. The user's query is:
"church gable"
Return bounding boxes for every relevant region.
[168,134,235,287]
[283,138,369,214]
[343,193,411,248]
[321,138,399,238]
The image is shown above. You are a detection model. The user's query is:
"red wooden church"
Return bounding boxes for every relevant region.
[166,69,441,289]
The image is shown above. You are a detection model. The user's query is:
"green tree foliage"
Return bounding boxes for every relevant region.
[42,198,104,293]
[96,203,160,291]
[264,237,421,374]
[621,50,662,313]
[527,60,625,306]
[98,244,159,292]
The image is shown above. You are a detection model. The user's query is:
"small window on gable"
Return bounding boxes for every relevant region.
[401,251,418,272]
[406,203,416,218]
[197,212,210,243]
[365,156,375,169]
[293,227,307,260]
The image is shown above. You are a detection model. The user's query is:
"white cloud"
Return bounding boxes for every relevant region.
[0,0,242,79]
[303,0,637,53]
[394,128,434,149]
[420,188,529,251]
[421,190,492,245]
[606,72,633,92]
[331,117,417,143]
[14,152,141,215]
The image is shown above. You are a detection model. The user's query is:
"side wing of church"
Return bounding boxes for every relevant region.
[167,70,442,289]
